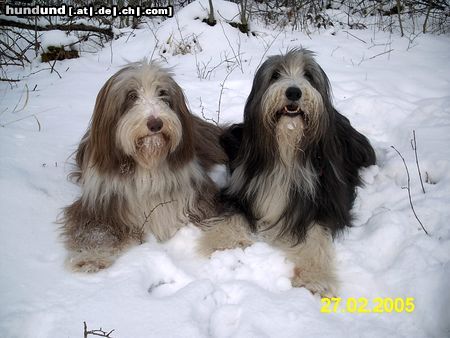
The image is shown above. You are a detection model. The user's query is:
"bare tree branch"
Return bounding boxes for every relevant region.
[0,18,114,39]
[84,321,115,338]
[216,64,237,124]
[391,145,429,236]
[134,200,176,243]
[411,130,426,194]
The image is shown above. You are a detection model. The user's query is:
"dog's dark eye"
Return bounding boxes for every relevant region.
[158,89,171,105]
[304,71,313,82]
[122,90,138,114]
[127,90,138,102]
[271,70,280,81]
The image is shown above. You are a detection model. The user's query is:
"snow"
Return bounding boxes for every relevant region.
[1,1,450,337]
[40,30,79,51]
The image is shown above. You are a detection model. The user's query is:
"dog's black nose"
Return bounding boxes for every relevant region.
[147,116,163,132]
[285,87,302,101]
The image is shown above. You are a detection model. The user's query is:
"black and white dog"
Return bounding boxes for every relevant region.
[199,49,376,296]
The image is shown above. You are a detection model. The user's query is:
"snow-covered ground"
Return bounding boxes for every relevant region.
[1,1,450,337]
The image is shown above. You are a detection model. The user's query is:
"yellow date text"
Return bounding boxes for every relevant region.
[320,297,415,314]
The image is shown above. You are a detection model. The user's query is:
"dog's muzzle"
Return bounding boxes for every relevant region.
[136,115,168,149]
[277,86,305,119]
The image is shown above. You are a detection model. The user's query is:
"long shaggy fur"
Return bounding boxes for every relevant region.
[200,49,376,296]
[61,61,226,272]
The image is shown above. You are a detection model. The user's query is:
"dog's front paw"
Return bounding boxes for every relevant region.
[291,267,338,298]
[197,227,252,257]
[197,215,253,257]
[196,228,229,257]
[66,251,114,273]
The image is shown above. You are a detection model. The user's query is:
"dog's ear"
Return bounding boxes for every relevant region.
[220,123,243,165]
[240,59,280,175]
[191,115,228,170]
[335,111,376,168]
[313,110,376,231]
[166,81,195,169]
[68,129,89,183]
[88,72,133,175]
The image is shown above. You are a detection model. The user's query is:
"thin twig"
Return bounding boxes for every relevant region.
[32,114,41,131]
[1,107,54,129]
[109,35,114,64]
[391,146,429,236]
[48,59,62,78]
[368,49,394,60]
[255,29,283,70]
[198,97,218,126]
[84,321,115,338]
[195,52,236,81]
[145,21,161,62]
[22,67,61,79]
[411,130,425,194]
[218,19,243,73]
[1,113,42,130]
[343,30,367,44]
[11,84,29,114]
[136,200,176,243]
[217,64,237,124]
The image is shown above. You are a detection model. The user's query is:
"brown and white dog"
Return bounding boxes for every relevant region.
[62,61,226,272]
